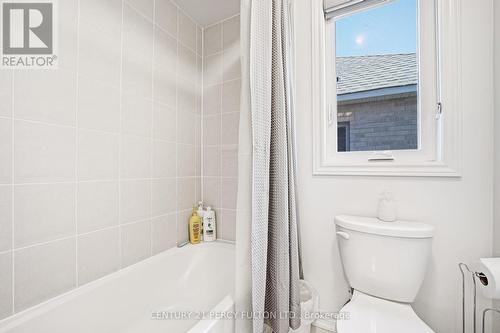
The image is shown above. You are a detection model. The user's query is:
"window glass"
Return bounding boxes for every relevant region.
[334,0,418,152]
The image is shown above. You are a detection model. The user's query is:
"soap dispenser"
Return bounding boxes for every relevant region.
[378,191,397,222]
[203,207,217,242]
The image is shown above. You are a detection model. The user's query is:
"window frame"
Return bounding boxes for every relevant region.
[311,0,462,177]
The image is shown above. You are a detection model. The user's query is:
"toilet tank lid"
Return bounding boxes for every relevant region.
[335,215,434,238]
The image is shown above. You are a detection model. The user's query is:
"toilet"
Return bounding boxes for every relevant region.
[334,215,435,333]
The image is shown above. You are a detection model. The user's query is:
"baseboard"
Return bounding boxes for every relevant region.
[312,318,336,332]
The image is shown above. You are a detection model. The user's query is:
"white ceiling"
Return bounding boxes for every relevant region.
[175,0,240,27]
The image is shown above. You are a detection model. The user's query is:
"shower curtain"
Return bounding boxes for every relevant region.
[235,0,301,332]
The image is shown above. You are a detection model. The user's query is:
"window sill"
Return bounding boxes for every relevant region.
[313,161,461,177]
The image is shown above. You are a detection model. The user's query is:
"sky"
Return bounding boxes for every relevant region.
[335,0,417,57]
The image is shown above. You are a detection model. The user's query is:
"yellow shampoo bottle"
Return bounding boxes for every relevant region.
[189,207,202,244]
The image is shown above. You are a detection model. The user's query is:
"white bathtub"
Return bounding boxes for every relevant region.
[0,242,235,333]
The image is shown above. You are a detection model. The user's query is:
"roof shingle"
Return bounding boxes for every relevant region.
[336,53,417,95]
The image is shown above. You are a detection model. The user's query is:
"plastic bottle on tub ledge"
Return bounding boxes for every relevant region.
[203,207,217,242]
[189,207,202,244]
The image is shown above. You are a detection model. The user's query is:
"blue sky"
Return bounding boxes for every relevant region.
[335,0,417,57]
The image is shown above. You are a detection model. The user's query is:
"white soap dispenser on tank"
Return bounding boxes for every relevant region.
[378,191,397,222]
[203,207,217,242]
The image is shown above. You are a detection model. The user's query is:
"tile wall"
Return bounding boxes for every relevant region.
[202,15,241,241]
[0,0,203,319]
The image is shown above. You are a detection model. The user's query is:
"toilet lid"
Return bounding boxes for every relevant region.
[336,291,434,333]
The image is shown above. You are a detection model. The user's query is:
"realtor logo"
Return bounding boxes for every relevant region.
[1,1,58,68]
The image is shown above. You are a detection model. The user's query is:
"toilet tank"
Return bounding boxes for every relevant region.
[334,215,434,303]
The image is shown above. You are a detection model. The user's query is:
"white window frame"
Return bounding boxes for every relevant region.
[312,0,462,177]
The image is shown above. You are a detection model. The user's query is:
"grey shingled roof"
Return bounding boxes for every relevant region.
[336,53,417,95]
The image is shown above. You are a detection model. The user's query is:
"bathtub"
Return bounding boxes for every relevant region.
[0,242,235,333]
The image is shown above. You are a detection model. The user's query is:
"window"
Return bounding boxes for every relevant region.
[312,0,462,176]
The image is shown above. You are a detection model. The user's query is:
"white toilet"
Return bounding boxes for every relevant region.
[334,215,435,333]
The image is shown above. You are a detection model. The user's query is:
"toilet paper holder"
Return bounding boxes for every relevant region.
[459,263,499,333]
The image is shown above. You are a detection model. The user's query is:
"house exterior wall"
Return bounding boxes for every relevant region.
[338,93,418,151]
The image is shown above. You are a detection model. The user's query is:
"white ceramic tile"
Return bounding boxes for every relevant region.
[14,70,77,126]
[122,10,154,100]
[178,79,196,114]
[0,71,12,118]
[195,144,201,176]
[153,66,176,107]
[203,146,220,177]
[223,46,241,82]
[0,118,12,184]
[120,135,151,179]
[176,209,190,244]
[155,0,177,38]
[177,178,196,211]
[178,11,197,51]
[14,238,76,312]
[178,45,197,85]
[153,102,176,142]
[123,4,154,59]
[54,0,79,71]
[220,146,238,178]
[222,79,241,113]
[14,120,75,183]
[79,0,122,38]
[78,0,122,86]
[78,76,120,133]
[177,111,196,145]
[77,227,120,285]
[202,115,221,146]
[221,113,240,145]
[152,140,176,178]
[121,220,151,267]
[121,92,152,137]
[78,130,119,181]
[152,178,177,216]
[204,23,222,56]
[0,186,11,252]
[14,183,75,248]
[203,53,223,87]
[203,84,222,115]
[154,27,177,73]
[202,177,220,208]
[223,15,240,50]
[194,177,202,203]
[120,180,151,224]
[77,181,119,234]
[0,252,12,320]
[219,209,236,241]
[126,0,154,20]
[152,214,176,254]
[196,26,203,56]
[177,144,196,177]
[220,178,238,209]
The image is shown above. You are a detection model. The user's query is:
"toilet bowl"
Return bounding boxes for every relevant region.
[334,215,435,333]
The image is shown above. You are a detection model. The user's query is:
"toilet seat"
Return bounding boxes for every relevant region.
[336,291,434,333]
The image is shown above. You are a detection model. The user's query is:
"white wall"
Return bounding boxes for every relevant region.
[293,0,494,332]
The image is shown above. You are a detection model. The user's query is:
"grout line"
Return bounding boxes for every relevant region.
[150,0,156,257]
[203,13,240,30]
[11,68,15,315]
[74,0,81,288]
[200,15,204,206]
[218,20,224,238]
[175,5,180,245]
[12,235,77,253]
[118,0,125,270]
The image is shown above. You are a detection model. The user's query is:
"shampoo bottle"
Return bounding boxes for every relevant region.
[189,207,202,244]
[203,207,217,242]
